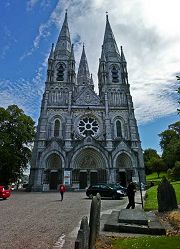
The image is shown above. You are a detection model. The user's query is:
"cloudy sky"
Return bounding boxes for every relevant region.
[0,0,179,152]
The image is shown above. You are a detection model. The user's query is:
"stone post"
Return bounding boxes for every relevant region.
[89,193,101,249]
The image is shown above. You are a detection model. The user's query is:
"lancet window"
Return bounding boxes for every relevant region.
[116,120,122,137]
[54,119,60,137]
[56,64,65,81]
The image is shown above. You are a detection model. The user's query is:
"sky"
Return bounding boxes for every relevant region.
[0,0,179,154]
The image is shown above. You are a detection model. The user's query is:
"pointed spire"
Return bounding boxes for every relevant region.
[120,46,126,63]
[103,14,120,60]
[49,43,54,60]
[90,73,94,85]
[77,45,91,85]
[54,11,71,59]
[100,45,106,62]
[69,44,75,61]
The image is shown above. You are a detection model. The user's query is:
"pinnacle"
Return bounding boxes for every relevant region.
[54,11,71,58]
[102,14,120,60]
[77,45,91,85]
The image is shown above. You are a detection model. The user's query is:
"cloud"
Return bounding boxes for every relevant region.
[0,26,17,59]
[0,54,49,121]
[27,0,40,10]
[4,0,180,125]
[27,0,51,10]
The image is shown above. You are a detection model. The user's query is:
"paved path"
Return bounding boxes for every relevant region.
[0,191,130,249]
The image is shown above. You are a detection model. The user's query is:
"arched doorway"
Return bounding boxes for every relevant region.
[72,148,107,189]
[116,153,133,187]
[44,153,63,190]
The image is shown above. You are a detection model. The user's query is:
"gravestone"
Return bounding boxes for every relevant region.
[157,177,178,212]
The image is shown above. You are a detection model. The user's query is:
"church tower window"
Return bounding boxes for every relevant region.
[54,119,60,137]
[116,120,122,137]
[111,66,119,82]
[56,64,65,81]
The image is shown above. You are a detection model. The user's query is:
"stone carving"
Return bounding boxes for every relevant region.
[74,87,101,106]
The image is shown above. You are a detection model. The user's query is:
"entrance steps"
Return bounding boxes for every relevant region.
[104,209,166,235]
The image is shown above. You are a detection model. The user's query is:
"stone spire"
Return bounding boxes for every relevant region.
[103,14,120,60]
[100,45,106,62]
[69,44,75,61]
[48,43,54,60]
[120,46,126,63]
[77,45,91,85]
[54,11,71,59]
[68,44,76,84]
[120,46,128,84]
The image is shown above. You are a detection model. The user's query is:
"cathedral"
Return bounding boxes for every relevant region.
[29,12,145,191]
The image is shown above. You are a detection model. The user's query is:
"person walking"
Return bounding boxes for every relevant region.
[59,183,66,201]
[126,181,136,209]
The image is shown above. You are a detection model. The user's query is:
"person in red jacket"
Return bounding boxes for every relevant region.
[59,184,66,201]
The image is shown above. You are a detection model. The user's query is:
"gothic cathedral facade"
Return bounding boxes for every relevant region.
[29,13,145,191]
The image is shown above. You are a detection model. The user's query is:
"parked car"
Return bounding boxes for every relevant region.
[86,184,125,199]
[0,186,11,200]
[134,181,147,191]
[106,183,127,196]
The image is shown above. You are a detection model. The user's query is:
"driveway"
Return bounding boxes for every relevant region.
[0,191,128,249]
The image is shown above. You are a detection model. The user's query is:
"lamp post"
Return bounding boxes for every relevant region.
[135,151,144,209]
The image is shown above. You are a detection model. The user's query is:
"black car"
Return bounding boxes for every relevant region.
[106,183,127,196]
[86,184,125,199]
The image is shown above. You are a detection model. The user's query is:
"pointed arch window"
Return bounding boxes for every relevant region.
[111,66,119,83]
[56,64,65,81]
[116,120,122,137]
[54,119,60,137]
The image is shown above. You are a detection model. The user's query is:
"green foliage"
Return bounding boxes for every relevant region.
[144,185,158,211]
[168,161,180,181]
[159,122,180,168]
[167,168,173,181]
[0,105,35,185]
[146,172,166,182]
[150,158,166,178]
[143,148,160,174]
[144,148,160,161]
[112,236,180,249]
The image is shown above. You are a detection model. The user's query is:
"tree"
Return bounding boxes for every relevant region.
[143,148,160,174]
[159,121,180,168]
[167,161,180,181]
[0,105,35,186]
[149,158,166,178]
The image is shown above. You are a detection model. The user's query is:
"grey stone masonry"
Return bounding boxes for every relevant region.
[29,12,145,191]
[104,209,166,235]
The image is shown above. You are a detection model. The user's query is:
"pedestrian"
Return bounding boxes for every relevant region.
[59,183,66,201]
[126,181,136,209]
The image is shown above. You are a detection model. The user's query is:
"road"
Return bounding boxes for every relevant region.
[0,191,128,249]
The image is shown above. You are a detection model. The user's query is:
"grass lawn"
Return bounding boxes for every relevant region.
[112,236,180,249]
[146,172,167,183]
[144,180,180,211]
[109,173,180,249]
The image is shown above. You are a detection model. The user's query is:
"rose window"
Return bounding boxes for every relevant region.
[78,117,99,137]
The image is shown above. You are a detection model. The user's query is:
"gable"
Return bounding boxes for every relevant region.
[74,86,101,106]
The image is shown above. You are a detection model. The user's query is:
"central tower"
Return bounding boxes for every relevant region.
[29,13,145,191]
